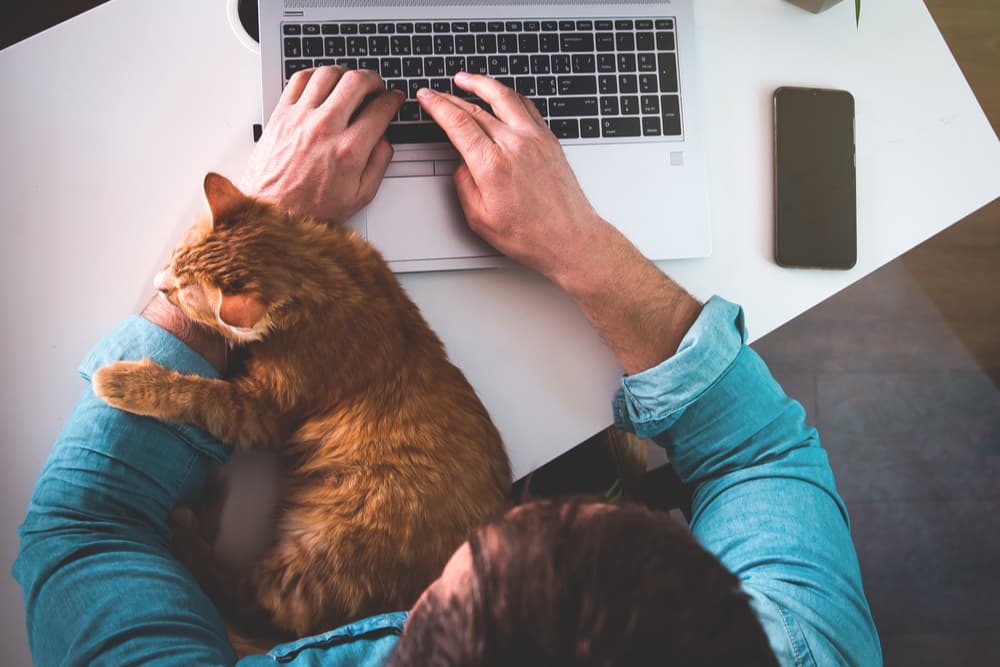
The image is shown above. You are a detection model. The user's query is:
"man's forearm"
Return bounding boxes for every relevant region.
[553,222,702,375]
[142,294,229,374]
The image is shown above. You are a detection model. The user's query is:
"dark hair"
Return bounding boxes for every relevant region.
[387,497,778,667]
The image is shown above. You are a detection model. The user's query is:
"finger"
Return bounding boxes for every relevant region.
[279,68,318,106]
[431,91,505,139]
[345,89,406,155]
[452,72,537,129]
[296,65,349,108]
[416,88,497,163]
[321,69,387,128]
[453,161,486,226]
[519,94,548,129]
[358,138,395,203]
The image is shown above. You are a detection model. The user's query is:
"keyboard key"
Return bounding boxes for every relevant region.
[638,53,657,72]
[497,76,516,89]
[531,97,548,117]
[303,24,320,35]
[413,36,433,54]
[530,55,551,74]
[619,74,638,94]
[284,24,302,35]
[537,76,557,95]
[572,54,596,73]
[598,75,617,94]
[581,118,601,138]
[636,32,655,51]
[425,57,445,76]
[456,35,476,54]
[541,21,558,31]
[558,75,597,95]
[621,95,640,115]
[360,23,377,34]
[615,20,634,31]
[477,34,497,54]
[595,20,613,30]
[498,34,518,53]
[618,53,637,72]
[559,20,576,31]
[434,22,450,33]
[335,58,357,69]
[550,119,580,139]
[451,22,469,32]
[641,95,660,114]
[325,37,346,57]
[434,35,455,54]
[540,34,560,52]
[386,39,410,58]
[616,33,635,51]
[656,32,676,51]
[285,59,312,79]
[322,24,339,35]
[640,74,659,93]
[347,37,368,56]
[524,21,540,31]
[510,55,530,75]
[403,58,423,77]
[396,23,414,33]
[387,79,407,94]
[518,33,539,53]
[467,56,488,75]
[598,54,616,73]
[399,102,422,121]
[642,116,662,136]
[446,57,467,75]
[358,58,379,71]
[552,55,571,74]
[304,37,323,57]
[369,36,390,55]
[661,94,682,135]
[636,20,654,30]
[602,117,641,137]
[658,52,678,92]
[488,56,509,75]
[315,59,337,67]
[655,19,674,30]
[600,96,619,115]
[415,23,433,33]
[408,79,430,99]
[596,33,615,52]
[488,21,505,32]
[470,22,487,32]
[341,24,358,35]
[506,21,523,31]
[284,37,302,58]
[381,57,403,78]
[378,23,395,33]
[515,77,537,96]
[549,97,598,117]
[576,20,594,31]
[561,34,595,52]
[431,78,452,94]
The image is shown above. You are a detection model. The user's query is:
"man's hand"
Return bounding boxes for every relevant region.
[240,66,405,222]
[416,72,624,290]
[418,73,701,374]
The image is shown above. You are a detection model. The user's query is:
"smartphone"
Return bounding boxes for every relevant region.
[773,87,857,269]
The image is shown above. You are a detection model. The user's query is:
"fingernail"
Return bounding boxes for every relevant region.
[455,71,470,81]
[417,88,435,100]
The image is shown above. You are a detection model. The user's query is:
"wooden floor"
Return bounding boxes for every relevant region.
[752,2,1000,664]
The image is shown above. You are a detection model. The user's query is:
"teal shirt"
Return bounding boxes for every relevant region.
[13,297,881,666]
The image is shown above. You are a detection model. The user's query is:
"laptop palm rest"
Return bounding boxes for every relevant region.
[364,174,499,263]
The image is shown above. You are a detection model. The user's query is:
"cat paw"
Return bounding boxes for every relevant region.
[92,359,172,416]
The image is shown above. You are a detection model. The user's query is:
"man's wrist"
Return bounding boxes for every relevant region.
[140,295,228,374]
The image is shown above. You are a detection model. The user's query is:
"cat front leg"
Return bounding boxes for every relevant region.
[92,359,284,449]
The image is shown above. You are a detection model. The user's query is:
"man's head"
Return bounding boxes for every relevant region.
[388,497,778,667]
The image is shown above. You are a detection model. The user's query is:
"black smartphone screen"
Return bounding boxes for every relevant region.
[774,87,857,269]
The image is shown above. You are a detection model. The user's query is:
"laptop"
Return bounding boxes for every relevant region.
[258,1,711,273]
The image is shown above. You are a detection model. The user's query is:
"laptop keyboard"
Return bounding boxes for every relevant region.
[281,18,682,145]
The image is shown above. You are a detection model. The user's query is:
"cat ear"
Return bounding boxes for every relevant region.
[218,292,268,331]
[203,173,247,226]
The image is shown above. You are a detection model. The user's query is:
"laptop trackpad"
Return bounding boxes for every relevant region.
[365,175,498,262]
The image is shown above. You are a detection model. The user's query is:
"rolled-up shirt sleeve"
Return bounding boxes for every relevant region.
[614,297,882,667]
[13,316,237,666]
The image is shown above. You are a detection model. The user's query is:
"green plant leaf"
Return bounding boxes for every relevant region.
[856,0,861,26]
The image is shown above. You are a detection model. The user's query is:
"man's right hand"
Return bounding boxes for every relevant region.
[416,73,625,290]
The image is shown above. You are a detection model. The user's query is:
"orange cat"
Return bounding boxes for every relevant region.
[93,173,512,651]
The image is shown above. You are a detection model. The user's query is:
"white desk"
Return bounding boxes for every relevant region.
[2,1,999,664]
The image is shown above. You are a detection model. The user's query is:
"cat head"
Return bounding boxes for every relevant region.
[154,173,306,344]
